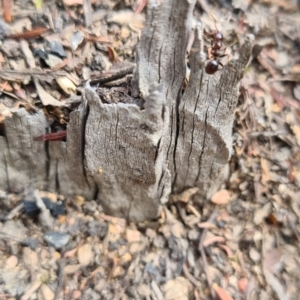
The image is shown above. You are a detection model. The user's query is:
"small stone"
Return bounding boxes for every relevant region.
[77,243,93,266]
[22,247,38,267]
[211,189,231,205]
[111,266,125,278]
[23,200,40,216]
[87,220,108,238]
[119,252,132,265]
[22,238,39,250]
[188,229,200,241]
[137,284,151,297]
[70,31,85,51]
[71,290,82,299]
[249,248,261,263]
[129,242,145,254]
[5,255,18,268]
[126,228,141,243]
[145,228,156,240]
[153,234,166,248]
[163,277,192,300]
[44,232,70,250]
[0,189,7,199]
[45,40,67,58]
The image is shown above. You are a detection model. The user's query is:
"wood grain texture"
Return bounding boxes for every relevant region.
[42,97,97,198]
[2,109,48,192]
[173,29,254,200]
[84,83,170,221]
[0,0,253,221]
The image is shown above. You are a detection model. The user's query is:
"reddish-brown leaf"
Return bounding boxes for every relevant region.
[203,236,226,247]
[211,189,231,205]
[134,0,147,14]
[218,244,233,257]
[6,27,49,40]
[107,46,119,62]
[213,284,233,300]
[238,278,249,293]
[0,81,13,92]
[34,131,67,141]
[85,34,111,44]
[2,0,13,22]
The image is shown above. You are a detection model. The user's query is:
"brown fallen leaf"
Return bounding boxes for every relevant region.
[134,0,147,14]
[211,189,231,205]
[238,277,249,293]
[2,0,13,22]
[126,228,142,243]
[263,248,283,274]
[198,222,217,229]
[218,244,233,257]
[34,80,63,107]
[107,46,119,62]
[212,283,233,300]
[6,27,49,40]
[163,277,192,300]
[0,81,13,92]
[203,236,226,247]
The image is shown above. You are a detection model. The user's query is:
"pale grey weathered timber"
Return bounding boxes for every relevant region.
[0,109,48,192]
[0,0,253,221]
[173,27,254,200]
[84,83,170,221]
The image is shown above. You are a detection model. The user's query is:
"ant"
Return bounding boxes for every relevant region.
[204,16,227,75]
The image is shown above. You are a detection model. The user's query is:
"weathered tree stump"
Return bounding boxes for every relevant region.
[0,0,253,221]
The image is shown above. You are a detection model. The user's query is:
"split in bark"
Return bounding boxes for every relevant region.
[0,0,253,221]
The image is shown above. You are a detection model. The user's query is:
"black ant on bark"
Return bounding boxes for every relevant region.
[204,16,227,75]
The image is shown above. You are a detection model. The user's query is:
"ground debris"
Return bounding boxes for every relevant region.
[0,0,300,299]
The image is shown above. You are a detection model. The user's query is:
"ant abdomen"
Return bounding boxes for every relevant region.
[205,60,219,74]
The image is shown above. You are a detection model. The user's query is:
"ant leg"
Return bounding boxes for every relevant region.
[217,61,224,71]
[218,53,230,63]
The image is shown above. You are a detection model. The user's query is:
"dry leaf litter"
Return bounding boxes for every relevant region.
[0,0,300,299]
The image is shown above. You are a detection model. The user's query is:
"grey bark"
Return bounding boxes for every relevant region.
[0,0,253,221]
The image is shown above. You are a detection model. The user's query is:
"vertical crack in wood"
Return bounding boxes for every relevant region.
[184,71,204,187]
[2,136,10,191]
[195,107,209,184]
[0,0,253,221]
[81,100,90,187]
[55,159,60,191]
[172,90,182,180]
[45,139,50,182]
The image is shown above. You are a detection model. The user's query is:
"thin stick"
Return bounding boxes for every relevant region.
[198,208,219,299]
[89,65,135,85]
[182,263,201,288]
